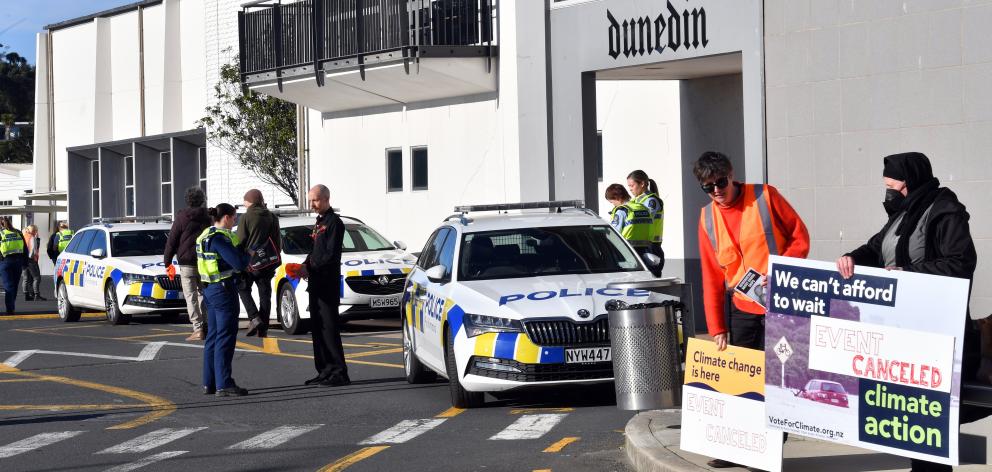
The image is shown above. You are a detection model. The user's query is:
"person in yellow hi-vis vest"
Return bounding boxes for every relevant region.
[627,170,665,272]
[196,203,250,397]
[0,218,26,315]
[604,184,658,275]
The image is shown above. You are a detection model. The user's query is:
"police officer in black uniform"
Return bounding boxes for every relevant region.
[298,184,350,387]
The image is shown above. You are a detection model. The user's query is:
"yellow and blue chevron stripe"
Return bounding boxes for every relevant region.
[470,332,566,364]
[125,282,183,300]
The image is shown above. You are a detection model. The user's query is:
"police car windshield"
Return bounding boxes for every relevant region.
[110,230,169,257]
[281,224,395,255]
[458,225,642,281]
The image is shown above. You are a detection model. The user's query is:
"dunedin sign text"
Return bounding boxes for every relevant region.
[607,1,709,60]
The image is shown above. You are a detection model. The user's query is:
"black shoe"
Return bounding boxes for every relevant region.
[215,385,248,397]
[319,375,351,387]
[257,324,269,338]
[304,375,327,386]
[24,294,34,301]
[245,318,262,337]
[203,386,216,395]
[35,295,47,301]
[707,459,743,469]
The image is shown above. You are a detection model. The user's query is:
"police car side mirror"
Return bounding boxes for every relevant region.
[642,253,661,268]
[394,240,408,251]
[90,248,106,259]
[425,265,446,283]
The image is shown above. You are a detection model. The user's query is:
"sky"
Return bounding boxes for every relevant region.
[0,0,137,64]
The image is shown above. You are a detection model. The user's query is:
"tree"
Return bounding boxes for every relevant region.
[0,44,35,164]
[198,58,298,205]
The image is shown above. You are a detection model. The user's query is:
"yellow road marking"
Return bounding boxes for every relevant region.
[114,332,190,340]
[234,342,403,369]
[1,313,105,321]
[510,408,575,415]
[317,446,390,472]
[436,407,465,418]
[533,469,552,472]
[0,378,45,383]
[0,368,175,430]
[262,337,281,353]
[543,437,580,453]
[345,347,403,359]
[271,336,399,349]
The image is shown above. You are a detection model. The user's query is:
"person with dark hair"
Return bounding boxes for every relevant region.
[237,189,281,338]
[0,218,26,314]
[21,225,43,301]
[836,152,982,472]
[165,186,211,340]
[197,203,250,397]
[627,170,665,271]
[46,220,72,263]
[604,183,656,274]
[297,184,350,387]
[694,151,809,468]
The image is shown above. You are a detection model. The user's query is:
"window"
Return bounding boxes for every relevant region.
[124,156,135,217]
[437,229,456,279]
[91,160,101,221]
[160,152,173,215]
[386,149,403,192]
[0,200,11,206]
[417,228,449,269]
[67,230,96,255]
[411,146,428,190]
[110,230,169,257]
[198,147,207,193]
[89,230,108,255]
[458,225,642,281]
[596,131,603,182]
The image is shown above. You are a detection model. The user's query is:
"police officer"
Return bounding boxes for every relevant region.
[627,170,665,271]
[47,221,72,264]
[196,203,250,397]
[0,218,26,314]
[604,184,657,275]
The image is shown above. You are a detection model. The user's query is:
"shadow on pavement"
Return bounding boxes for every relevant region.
[783,453,909,472]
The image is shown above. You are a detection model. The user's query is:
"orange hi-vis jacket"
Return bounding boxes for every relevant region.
[698,183,810,337]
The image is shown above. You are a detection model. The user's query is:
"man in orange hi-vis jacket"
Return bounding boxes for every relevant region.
[694,152,809,468]
[695,151,810,352]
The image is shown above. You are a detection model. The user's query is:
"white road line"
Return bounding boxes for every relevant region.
[358,419,446,445]
[136,342,166,361]
[2,350,37,368]
[0,431,85,458]
[490,414,567,440]
[227,424,324,450]
[97,428,206,454]
[103,451,187,472]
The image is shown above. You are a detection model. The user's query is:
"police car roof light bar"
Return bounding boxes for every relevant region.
[453,200,586,214]
[95,216,172,224]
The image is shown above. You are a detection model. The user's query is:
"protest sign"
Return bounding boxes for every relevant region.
[681,337,783,472]
[764,256,969,465]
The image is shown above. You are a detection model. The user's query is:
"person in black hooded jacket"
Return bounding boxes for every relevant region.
[164,187,212,341]
[836,152,982,472]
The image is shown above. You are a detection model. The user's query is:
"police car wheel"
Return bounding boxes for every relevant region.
[57,283,81,322]
[444,327,483,408]
[403,315,436,384]
[278,283,307,335]
[104,284,131,325]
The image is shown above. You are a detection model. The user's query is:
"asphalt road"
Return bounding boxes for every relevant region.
[0,310,633,472]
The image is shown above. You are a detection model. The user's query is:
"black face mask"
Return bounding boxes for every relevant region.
[883,188,905,215]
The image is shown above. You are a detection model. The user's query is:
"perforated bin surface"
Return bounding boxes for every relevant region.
[609,306,682,408]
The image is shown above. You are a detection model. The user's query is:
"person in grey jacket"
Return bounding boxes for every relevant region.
[21,225,43,301]
[237,189,281,338]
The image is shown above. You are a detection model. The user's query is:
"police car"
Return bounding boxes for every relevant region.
[402,201,667,408]
[249,213,416,335]
[55,220,184,325]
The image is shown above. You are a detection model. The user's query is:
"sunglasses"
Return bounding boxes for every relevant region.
[700,176,730,194]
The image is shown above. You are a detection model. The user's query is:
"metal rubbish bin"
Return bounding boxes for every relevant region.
[607,278,693,411]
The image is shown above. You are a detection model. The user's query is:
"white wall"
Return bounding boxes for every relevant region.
[765,0,992,317]
[109,12,141,140]
[595,80,684,266]
[50,22,97,192]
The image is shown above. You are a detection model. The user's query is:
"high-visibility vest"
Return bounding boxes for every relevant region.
[56,229,74,252]
[610,201,653,245]
[700,184,786,310]
[633,192,664,244]
[0,229,25,257]
[195,227,241,283]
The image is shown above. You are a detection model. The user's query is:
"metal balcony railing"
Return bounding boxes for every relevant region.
[239,0,497,82]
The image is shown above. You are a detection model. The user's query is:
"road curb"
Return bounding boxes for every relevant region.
[624,410,708,472]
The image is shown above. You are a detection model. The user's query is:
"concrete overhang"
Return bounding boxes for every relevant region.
[246,55,498,114]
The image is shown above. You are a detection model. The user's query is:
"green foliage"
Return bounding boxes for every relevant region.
[198,58,298,205]
[0,44,35,163]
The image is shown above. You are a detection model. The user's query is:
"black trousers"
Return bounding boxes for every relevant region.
[237,269,274,324]
[309,285,348,378]
[728,307,765,350]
